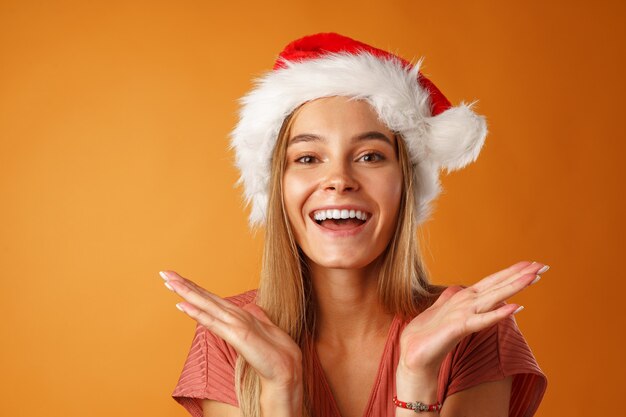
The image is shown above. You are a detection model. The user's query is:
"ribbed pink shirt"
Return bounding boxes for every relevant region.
[172,290,546,417]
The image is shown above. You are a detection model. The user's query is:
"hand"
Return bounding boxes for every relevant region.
[398,261,549,376]
[160,271,303,393]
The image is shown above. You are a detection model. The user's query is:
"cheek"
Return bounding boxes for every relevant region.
[375,169,403,215]
[282,172,313,225]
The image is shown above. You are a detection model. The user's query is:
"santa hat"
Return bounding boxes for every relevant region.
[230,32,487,227]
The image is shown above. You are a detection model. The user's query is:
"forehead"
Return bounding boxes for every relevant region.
[289,96,393,137]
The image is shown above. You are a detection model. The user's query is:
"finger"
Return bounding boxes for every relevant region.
[464,303,521,334]
[430,286,465,309]
[160,270,182,282]
[176,301,228,332]
[167,279,239,322]
[161,270,232,308]
[474,273,537,313]
[485,261,548,295]
[470,261,531,292]
[472,261,547,292]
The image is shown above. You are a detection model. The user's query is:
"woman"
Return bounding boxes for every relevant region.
[162,33,547,417]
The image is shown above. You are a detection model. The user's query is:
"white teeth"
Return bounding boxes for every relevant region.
[312,209,369,222]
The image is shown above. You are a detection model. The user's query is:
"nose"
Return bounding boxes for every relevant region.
[321,159,358,193]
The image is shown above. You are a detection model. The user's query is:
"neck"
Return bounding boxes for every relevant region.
[308,260,394,348]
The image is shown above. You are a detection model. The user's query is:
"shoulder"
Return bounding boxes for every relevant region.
[443,314,543,379]
[171,289,257,411]
[440,315,547,417]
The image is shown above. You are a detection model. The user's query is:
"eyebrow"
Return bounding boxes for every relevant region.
[288,131,394,146]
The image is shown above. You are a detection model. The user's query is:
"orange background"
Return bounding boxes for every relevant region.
[1,1,624,416]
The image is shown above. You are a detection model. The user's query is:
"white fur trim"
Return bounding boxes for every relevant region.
[230,52,487,227]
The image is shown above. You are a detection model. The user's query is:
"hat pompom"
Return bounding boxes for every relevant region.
[425,102,488,173]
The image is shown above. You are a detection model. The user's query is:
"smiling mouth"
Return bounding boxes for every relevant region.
[311,209,370,230]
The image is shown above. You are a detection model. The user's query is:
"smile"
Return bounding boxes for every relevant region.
[313,208,369,222]
[310,207,371,232]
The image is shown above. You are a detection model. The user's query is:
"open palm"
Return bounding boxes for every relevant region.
[161,271,302,387]
[399,261,548,373]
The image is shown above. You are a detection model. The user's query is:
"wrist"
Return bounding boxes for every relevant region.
[396,357,440,389]
[259,378,303,417]
[395,362,440,416]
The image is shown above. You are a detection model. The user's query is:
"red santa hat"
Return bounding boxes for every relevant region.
[231,32,487,227]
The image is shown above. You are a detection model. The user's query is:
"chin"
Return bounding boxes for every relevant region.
[308,250,378,270]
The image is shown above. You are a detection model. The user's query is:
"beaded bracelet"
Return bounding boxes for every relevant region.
[393,395,443,413]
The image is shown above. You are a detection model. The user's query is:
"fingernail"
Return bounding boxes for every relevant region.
[513,305,525,315]
[164,281,174,291]
[175,303,185,312]
[537,265,550,274]
[159,271,169,281]
[530,275,541,285]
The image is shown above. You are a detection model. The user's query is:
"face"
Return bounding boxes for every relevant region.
[282,96,403,270]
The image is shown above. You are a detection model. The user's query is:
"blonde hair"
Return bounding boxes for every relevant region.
[235,102,440,416]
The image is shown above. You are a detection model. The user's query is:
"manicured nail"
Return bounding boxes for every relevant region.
[513,305,525,315]
[537,265,550,274]
[175,303,185,312]
[159,271,169,281]
[530,275,541,285]
[164,281,174,291]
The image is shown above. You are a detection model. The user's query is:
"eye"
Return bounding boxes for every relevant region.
[295,154,318,164]
[357,152,385,163]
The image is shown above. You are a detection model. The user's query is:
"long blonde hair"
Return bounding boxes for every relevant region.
[235,101,440,416]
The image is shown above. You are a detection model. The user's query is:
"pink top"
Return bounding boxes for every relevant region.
[172,290,547,417]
